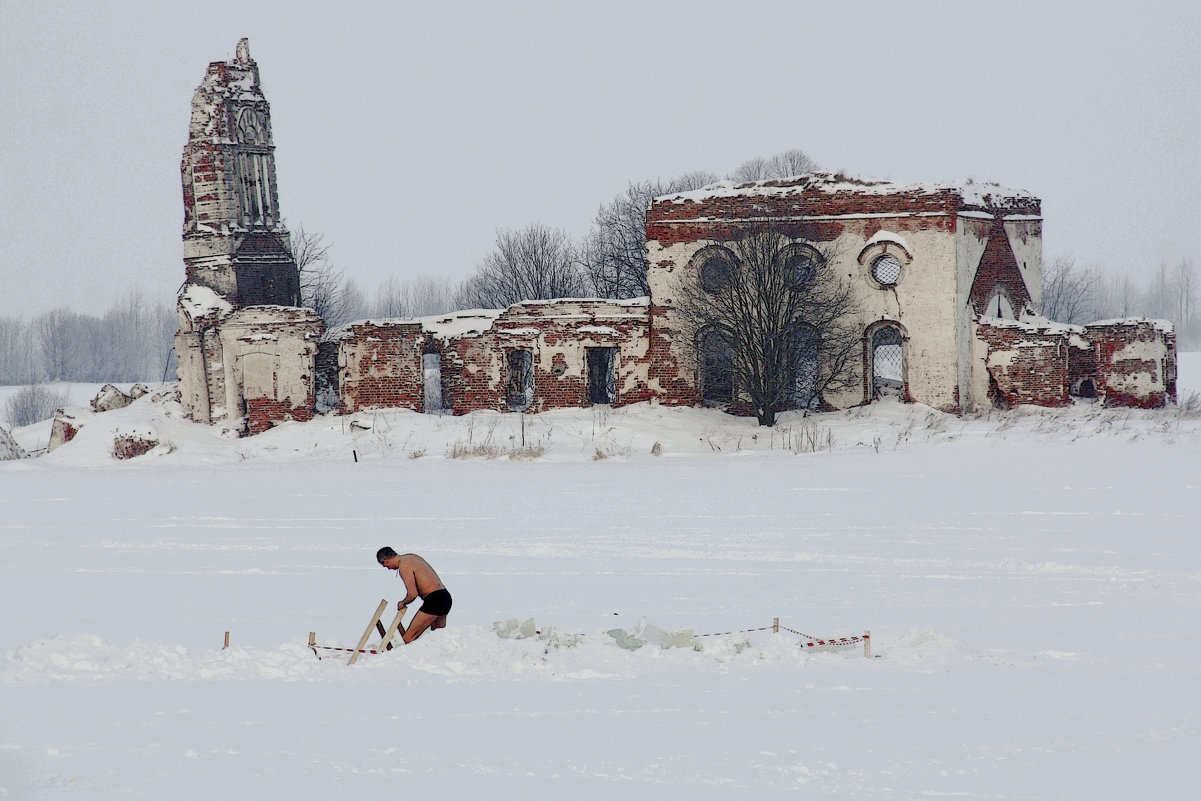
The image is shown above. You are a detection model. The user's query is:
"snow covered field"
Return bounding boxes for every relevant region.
[2,357,1199,799]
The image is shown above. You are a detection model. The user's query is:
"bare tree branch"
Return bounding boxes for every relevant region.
[581,172,718,299]
[673,227,860,426]
[1041,254,1098,324]
[456,224,585,309]
[728,148,818,182]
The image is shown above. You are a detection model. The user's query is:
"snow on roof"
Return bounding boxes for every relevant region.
[327,298,651,344]
[978,314,1085,335]
[178,284,232,319]
[656,171,1038,210]
[509,296,651,309]
[1085,317,1174,333]
[419,309,506,340]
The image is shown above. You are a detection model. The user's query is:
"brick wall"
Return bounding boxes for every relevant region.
[975,321,1071,407]
[1085,320,1175,408]
[334,321,425,414]
[333,301,653,417]
[645,175,1039,249]
[246,397,315,436]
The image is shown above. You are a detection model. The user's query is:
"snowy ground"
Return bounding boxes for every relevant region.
[2,358,1199,799]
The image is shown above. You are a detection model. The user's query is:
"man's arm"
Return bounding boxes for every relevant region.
[398,562,419,607]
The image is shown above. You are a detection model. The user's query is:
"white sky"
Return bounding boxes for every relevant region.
[2,0,1199,320]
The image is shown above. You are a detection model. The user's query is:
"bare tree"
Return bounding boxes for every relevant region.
[290,225,348,322]
[1146,262,1173,320]
[1041,254,1099,324]
[407,275,456,317]
[32,308,85,381]
[326,278,369,328]
[371,275,457,319]
[456,224,585,309]
[674,228,861,426]
[1173,259,1197,347]
[581,172,718,299]
[372,275,409,318]
[0,317,37,385]
[728,148,818,182]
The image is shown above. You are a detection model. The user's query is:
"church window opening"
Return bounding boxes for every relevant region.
[984,286,1017,319]
[700,328,735,404]
[871,327,904,397]
[871,254,902,287]
[506,350,534,411]
[792,325,819,409]
[586,347,617,404]
[781,245,821,288]
[423,352,444,413]
[699,250,736,293]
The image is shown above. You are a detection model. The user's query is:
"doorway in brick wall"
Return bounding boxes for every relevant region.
[586,347,617,404]
[422,352,445,413]
[506,350,534,411]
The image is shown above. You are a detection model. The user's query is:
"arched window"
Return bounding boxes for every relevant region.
[779,244,822,288]
[234,108,274,229]
[984,286,1017,319]
[699,328,734,404]
[870,326,904,398]
[792,324,819,409]
[696,247,737,293]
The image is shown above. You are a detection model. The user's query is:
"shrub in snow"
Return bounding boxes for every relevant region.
[4,384,68,428]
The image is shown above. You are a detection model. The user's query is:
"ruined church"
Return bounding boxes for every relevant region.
[174,41,1176,435]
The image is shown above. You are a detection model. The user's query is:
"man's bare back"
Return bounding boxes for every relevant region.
[375,547,452,644]
[391,553,445,605]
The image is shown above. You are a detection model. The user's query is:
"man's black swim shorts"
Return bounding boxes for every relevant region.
[421,588,452,617]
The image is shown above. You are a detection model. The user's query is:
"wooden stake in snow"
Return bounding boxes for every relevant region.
[380,605,408,650]
[223,631,230,649]
[348,599,390,665]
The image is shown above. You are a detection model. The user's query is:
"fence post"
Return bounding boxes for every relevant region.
[863,630,871,658]
[773,617,779,633]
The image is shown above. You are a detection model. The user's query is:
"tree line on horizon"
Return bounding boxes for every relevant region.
[0,293,178,387]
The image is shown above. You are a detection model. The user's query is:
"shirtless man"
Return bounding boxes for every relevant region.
[375,547,452,644]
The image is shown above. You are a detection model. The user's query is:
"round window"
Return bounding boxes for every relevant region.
[871,254,902,286]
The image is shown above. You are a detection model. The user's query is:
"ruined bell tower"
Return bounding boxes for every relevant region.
[180,38,299,308]
[175,40,323,435]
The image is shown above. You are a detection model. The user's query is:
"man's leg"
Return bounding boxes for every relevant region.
[432,614,448,631]
[402,611,438,644]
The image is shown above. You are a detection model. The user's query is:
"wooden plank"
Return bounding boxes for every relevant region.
[375,619,392,650]
[379,605,407,650]
[348,599,389,666]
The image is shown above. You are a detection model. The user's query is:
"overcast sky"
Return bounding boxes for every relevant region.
[2,0,1199,320]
